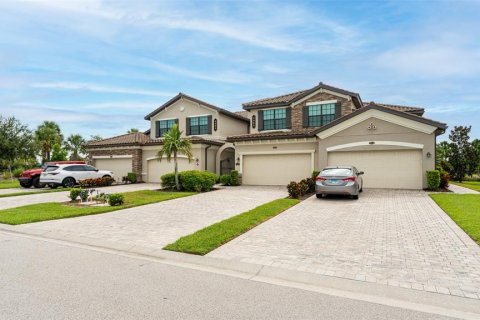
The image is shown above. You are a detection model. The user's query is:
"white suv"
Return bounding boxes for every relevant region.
[40,164,114,188]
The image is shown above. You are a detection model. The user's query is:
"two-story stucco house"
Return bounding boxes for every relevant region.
[85,82,447,189]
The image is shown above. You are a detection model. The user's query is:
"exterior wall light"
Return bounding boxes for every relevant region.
[426,152,431,158]
[195,158,200,166]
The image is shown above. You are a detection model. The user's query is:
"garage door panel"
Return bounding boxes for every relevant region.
[147,158,196,183]
[242,154,311,186]
[327,150,422,189]
[95,158,132,182]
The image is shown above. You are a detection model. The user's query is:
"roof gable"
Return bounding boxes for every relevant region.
[144,93,249,123]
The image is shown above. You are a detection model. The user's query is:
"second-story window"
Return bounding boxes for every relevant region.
[189,116,210,135]
[159,119,177,137]
[263,108,286,130]
[308,103,336,127]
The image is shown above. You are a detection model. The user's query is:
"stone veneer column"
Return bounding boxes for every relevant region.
[132,149,143,182]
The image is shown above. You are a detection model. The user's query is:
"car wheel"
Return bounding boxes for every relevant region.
[102,175,113,185]
[19,181,32,188]
[62,177,76,188]
[316,194,323,199]
[32,177,43,188]
[352,194,359,200]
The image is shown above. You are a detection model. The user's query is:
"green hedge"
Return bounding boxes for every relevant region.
[161,170,218,192]
[219,170,241,186]
[426,170,441,190]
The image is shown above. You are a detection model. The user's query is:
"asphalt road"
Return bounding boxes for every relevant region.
[0,232,457,320]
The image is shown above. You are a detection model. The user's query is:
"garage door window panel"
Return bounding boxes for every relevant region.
[308,103,336,127]
[263,108,286,130]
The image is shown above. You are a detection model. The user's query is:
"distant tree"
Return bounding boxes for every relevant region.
[127,128,139,133]
[473,139,480,174]
[89,134,103,142]
[0,116,35,179]
[64,134,86,160]
[50,143,68,161]
[35,121,63,162]
[156,124,193,190]
[448,126,479,181]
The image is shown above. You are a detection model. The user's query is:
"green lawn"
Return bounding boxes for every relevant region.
[0,190,194,225]
[0,180,20,189]
[430,194,480,245]
[451,181,480,192]
[164,198,300,255]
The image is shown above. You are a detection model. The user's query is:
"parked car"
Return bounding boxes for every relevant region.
[315,166,364,199]
[18,161,86,188]
[40,164,114,188]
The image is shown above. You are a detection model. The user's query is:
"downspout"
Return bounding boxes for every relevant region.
[205,145,212,171]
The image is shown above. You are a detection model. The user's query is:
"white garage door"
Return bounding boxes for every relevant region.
[95,158,132,182]
[242,153,312,186]
[147,158,196,183]
[327,149,423,189]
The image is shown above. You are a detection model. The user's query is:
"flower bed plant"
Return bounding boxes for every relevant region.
[79,177,114,188]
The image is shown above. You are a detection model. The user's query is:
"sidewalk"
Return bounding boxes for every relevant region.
[447,184,479,194]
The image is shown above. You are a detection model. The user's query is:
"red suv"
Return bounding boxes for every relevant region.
[18,161,86,188]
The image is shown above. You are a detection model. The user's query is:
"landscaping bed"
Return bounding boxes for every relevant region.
[0,190,194,225]
[430,194,480,245]
[164,198,299,255]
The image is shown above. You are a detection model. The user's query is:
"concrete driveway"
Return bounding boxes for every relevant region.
[0,183,161,210]
[11,186,286,250]
[209,189,480,299]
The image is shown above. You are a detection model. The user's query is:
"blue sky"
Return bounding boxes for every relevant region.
[0,0,479,140]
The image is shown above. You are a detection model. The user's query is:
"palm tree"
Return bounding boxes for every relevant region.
[64,134,86,160]
[34,121,63,162]
[156,124,193,190]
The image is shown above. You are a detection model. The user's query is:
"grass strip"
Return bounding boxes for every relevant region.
[0,190,194,225]
[0,188,71,198]
[164,198,300,255]
[430,194,480,245]
[0,180,20,189]
[451,181,480,192]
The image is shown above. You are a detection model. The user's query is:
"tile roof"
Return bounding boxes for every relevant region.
[367,102,425,116]
[234,111,250,119]
[227,129,314,142]
[85,132,226,148]
[144,93,249,123]
[242,82,363,109]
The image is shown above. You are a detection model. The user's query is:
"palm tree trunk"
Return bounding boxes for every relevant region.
[174,151,179,190]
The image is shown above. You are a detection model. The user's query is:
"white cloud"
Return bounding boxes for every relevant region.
[31,82,174,97]
[375,42,480,78]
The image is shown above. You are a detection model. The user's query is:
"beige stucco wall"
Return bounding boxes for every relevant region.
[150,98,248,139]
[317,117,436,188]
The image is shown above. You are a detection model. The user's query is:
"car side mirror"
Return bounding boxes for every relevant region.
[358,171,364,175]
[95,169,99,172]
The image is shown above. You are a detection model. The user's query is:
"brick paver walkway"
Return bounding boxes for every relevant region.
[12,186,286,250]
[209,189,480,299]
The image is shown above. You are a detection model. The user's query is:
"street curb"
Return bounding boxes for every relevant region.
[1,226,479,319]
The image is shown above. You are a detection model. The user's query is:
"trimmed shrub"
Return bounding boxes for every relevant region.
[161,173,176,189]
[439,171,450,189]
[301,177,315,193]
[79,189,89,201]
[12,168,23,178]
[108,193,124,206]
[69,188,81,201]
[127,172,137,184]
[287,181,302,199]
[180,170,218,192]
[229,170,240,186]
[79,177,114,187]
[426,170,441,190]
[161,170,218,191]
[219,174,231,186]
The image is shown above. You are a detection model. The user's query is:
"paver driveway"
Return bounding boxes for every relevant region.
[0,183,161,210]
[209,189,480,299]
[12,186,286,250]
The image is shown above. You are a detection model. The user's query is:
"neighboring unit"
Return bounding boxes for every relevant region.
[85,82,447,189]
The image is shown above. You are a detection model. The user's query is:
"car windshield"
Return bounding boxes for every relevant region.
[44,166,59,172]
[320,168,352,176]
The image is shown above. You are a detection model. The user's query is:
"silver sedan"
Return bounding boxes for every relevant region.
[315,166,364,199]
